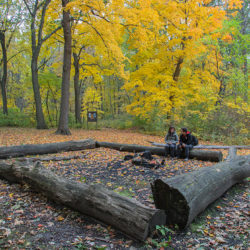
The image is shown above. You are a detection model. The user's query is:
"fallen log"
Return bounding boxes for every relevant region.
[0,139,96,159]
[96,141,223,162]
[18,155,87,162]
[150,142,250,149]
[151,155,250,229]
[0,160,165,241]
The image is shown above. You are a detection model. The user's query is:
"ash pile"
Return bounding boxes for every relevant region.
[124,151,165,169]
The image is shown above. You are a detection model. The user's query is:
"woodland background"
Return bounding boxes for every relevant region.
[0,0,249,144]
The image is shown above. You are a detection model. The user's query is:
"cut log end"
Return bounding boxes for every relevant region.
[151,180,189,229]
[151,155,250,229]
[147,209,167,237]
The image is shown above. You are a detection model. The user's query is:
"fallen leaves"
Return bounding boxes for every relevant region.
[216,236,226,243]
[57,216,64,221]
[0,128,249,249]
[0,227,11,238]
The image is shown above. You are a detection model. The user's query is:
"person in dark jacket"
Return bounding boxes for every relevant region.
[165,126,178,158]
[176,127,193,160]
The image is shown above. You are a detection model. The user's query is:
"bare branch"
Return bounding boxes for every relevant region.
[80,62,100,67]
[37,0,48,10]
[37,0,51,46]
[41,25,62,43]
[22,0,33,16]
[78,18,108,50]
[7,49,28,63]
[37,55,53,70]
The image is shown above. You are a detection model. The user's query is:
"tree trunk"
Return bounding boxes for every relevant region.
[172,57,184,82]
[151,155,250,229]
[0,139,96,159]
[168,57,184,119]
[31,55,48,129]
[239,0,248,102]
[29,1,48,130]
[45,90,53,126]
[242,47,248,102]
[0,30,8,115]
[0,161,166,241]
[96,142,223,162]
[24,0,60,129]
[56,0,72,135]
[73,52,82,124]
[216,79,226,106]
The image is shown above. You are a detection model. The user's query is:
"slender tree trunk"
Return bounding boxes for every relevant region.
[0,31,8,115]
[31,54,48,129]
[56,0,72,135]
[45,90,52,126]
[73,53,81,124]
[239,0,248,102]
[216,79,226,106]
[30,9,48,129]
[172,57,184,82]
[23,0,60,129]
[242,48,248,102]
[168,57,183,119]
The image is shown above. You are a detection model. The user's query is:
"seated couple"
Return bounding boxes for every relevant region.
[165,126,198,160]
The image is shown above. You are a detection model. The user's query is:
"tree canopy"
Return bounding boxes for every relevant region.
[0,0,248,141]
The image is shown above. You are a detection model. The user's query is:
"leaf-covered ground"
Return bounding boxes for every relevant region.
[0,128,249,249]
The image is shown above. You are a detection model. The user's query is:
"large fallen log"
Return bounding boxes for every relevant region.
[150,142,250,149]
[0,139,96,159]
[18,154,88,162]
[96,141,223,162]
[0,160,165,241]
[151,155,250,229]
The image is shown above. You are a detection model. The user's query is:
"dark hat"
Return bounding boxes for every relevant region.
[181,127,188,132]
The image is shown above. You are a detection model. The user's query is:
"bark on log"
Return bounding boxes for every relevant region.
[0,139,96,159]
[96,142,223,162]
[151,142,250,149]
[151,155,250,229]
[0,161,166,241]
[18,155,86,162]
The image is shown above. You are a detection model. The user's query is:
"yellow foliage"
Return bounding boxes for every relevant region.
[122,0,241,121]
[81,87,103,116]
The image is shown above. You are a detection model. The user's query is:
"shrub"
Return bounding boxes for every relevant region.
[0,108,33,127]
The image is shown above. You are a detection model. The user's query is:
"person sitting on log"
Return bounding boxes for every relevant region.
[176,127,193,161]
[165,126,179,158]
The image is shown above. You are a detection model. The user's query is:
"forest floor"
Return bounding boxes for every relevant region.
[0,128,249,249]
